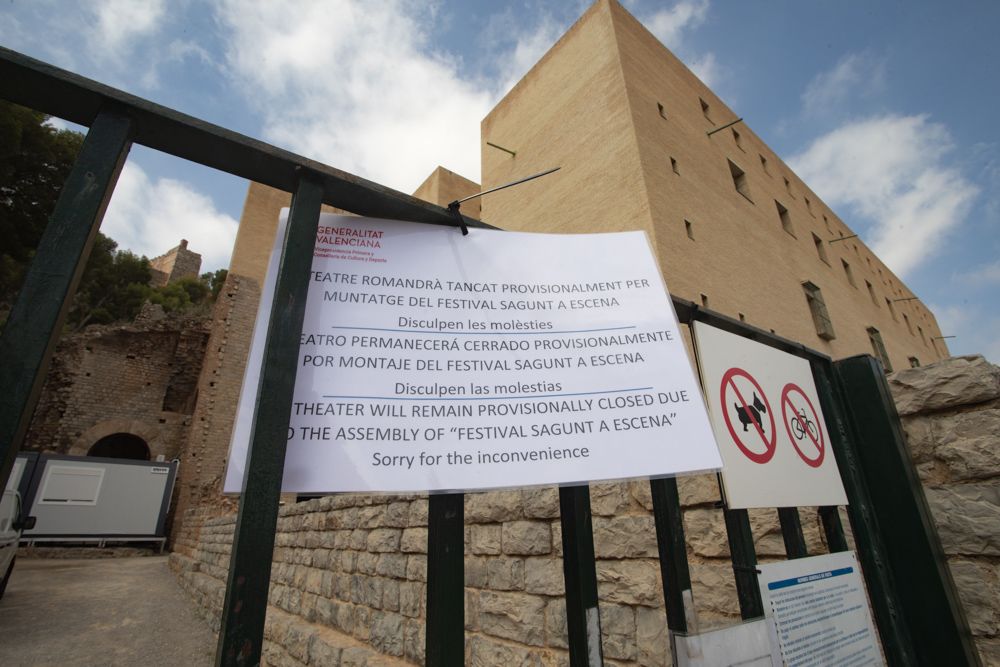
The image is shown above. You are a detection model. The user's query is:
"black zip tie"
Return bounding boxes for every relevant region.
[732,564,763,574]
[447,201,469,236]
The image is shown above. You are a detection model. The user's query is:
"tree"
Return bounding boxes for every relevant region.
[1,103,224,329]
[148,276,211,313]
[0,101,84,313]
[66,234,153,330]
[201,268,228,300]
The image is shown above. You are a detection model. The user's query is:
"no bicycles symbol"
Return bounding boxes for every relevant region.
[720,367,776,464]
[781,383,825,468]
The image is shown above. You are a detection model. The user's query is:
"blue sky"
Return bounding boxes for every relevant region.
[2,0,998,362]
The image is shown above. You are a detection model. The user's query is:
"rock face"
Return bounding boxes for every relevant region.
[889,354,1000,415]
[889,355,1000,665]
[925,485,1000,556]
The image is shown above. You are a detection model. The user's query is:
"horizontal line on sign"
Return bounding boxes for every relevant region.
[330,325,637,336]
[322,387,654,402]
[766,567,854,590]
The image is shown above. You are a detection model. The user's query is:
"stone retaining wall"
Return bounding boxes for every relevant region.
[170,355,1000,666]
[889,354,1000,665]
[171,476,850,666]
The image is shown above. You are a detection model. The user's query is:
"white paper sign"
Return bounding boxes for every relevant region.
[692,322,848,509]
[758,551,882,666]
[674,619,774,667]
[223,214,721,494]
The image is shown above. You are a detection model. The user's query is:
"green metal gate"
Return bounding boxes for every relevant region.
[0,48,979,666]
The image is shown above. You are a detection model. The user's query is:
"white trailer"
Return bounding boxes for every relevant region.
[13,454,177,550]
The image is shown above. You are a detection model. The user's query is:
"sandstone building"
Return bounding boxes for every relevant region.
[136,2,986,664]
[477,0,945,372]
[221,1,946,382]
[149,238,202,287]
[168,0,952,538]
[165,0,954,614]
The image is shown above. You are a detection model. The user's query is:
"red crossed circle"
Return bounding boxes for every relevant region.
[720,367,776,464]
[780,383,825,468]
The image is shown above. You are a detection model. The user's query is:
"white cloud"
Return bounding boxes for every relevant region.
[687,52,719,89]
[789,114,978,277]
[0,2,83,71]
[86,0,166,63]
[801,52,885,117]
[495,16,564,97]
[102,163,239,273]
[639,1,721,93]
[952,260,1000,287]
[215,0,493,193]
[644,0,709,49]
[140,39,217,90]
[0,13,22,43]
[212,0,721,196]
[929,303,1000,365]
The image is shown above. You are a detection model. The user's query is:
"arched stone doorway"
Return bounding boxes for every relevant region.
[88,433,151,460]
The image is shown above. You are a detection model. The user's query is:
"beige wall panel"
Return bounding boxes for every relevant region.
[481,1,652,238]
[481,0,945,369]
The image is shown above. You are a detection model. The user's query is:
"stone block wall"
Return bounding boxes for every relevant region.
[23,308,210,460]
[169,273,259,554]
[889,354,1000,665]
[171,474,852,666]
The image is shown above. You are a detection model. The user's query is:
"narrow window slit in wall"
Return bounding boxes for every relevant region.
[729,160,752,202]
[813,233,828,264]
[776,201,793,236]
[803,282,836,340]
[842,259,856,287]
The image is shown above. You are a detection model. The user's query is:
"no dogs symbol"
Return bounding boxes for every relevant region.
[719,367,776,464]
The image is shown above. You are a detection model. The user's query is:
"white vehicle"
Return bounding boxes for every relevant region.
[0,489,35,599]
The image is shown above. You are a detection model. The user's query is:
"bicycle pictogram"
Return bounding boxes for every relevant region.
[789,408,818,442]
[780,383,825,468]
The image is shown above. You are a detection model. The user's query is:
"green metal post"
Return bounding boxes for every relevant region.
[650,477,693,633]
[834,355,980,665]
[560,484,604,666]
[0,106,133,492]
[215,173,324,667]
[723,508,764,619]
[811,357,917,664]
[818,506,848,552]
[777,507,808,558]
[426,492,465,665]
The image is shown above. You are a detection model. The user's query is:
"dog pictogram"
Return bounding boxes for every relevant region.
[734,392,767,432]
